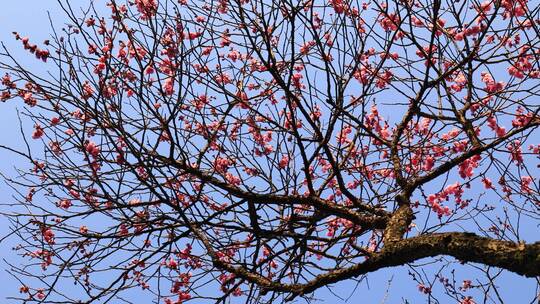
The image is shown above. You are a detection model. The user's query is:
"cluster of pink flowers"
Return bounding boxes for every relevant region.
[218,273,242,296]
[300,40,316,54]
[379,12,399,32]
[13,33,49,62]
[501,0,528,19]
[427,182,466,217]
[375,70,393,89]
[521,176,534,194]
[487,116,506,137]
[28,249,53,270]
[458,155,481,179]
[225,172,241,186]
[291,72,304,89]
[329,0,348,14]
[481,71,505,93]
[84,141,100,159]
[163,77,175,96]
[507,140,524,164]
[450,73,467,92]
[512,107,536,128]
[164,292,191,304]
[41,227,55,244]
[32,124,44,139]
[81,81,95,100]
[325,218,354,237]
[134,0,158,20]
[170,272,191,293]
[57,199,72,210]
[213,157,234,174]
[461,296,476,304]
[278,155,290,169]
[245,117,273,156]
[336,125,353,144]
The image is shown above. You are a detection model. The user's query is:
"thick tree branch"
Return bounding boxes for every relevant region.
[296,232,540,296]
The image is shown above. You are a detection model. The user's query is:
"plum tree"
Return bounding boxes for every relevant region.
[0,0,539,303]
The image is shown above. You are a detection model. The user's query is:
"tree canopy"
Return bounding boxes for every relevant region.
[0,0,539,303]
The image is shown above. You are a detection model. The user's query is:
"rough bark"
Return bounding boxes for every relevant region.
[297,232,540,295]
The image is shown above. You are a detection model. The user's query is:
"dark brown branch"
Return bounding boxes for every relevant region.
[296,232,540,296]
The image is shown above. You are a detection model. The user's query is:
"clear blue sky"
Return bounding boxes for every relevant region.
[0,1,537,303]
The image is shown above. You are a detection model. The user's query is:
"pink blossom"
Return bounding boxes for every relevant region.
[32,124,44,139]
[134,0,158,20]
[278,155,289,169]
[521,176,534,194]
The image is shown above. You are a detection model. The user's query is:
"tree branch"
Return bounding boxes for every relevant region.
[296,232,540,296]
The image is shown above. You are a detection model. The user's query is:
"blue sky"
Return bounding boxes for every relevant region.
[0,1,538,303]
